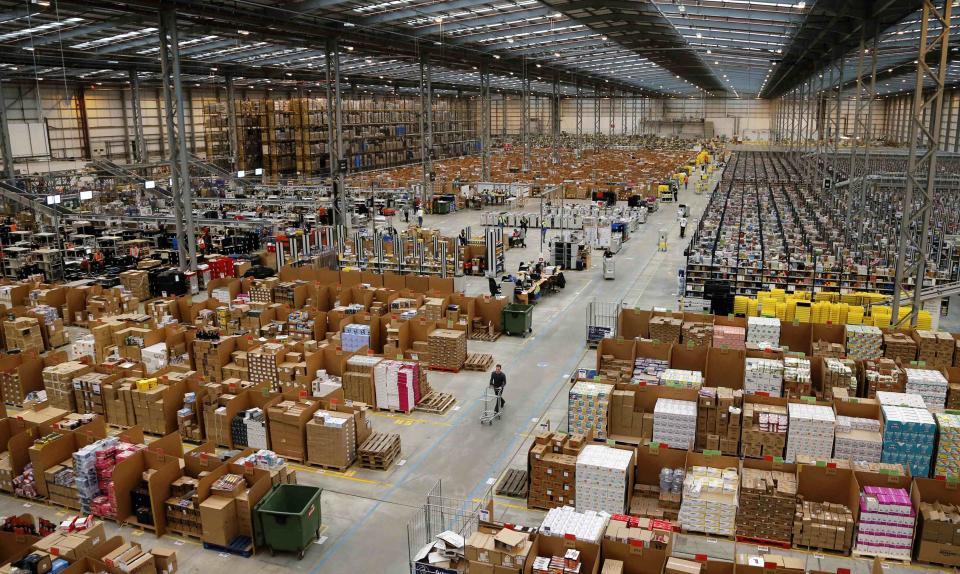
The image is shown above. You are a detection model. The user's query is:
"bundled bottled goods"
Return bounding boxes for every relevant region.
[631,358,668,385]
[568,382,613,440]
[743,358,783,395]
[855,486,916,558]
[904,368,949,410]
[658,369,703,390]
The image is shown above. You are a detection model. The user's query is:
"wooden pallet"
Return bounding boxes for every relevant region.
[734,535,791,549]
[470,330,502,342]
[463,353,493,372]
[851,550,911,563]
[679,529,735,541]
[305,461,351,472]
[494,469,528,499]
[358,432,401,470]
[166,528,203,541]
[428,365,461,373]
[791,543,850,557]
[415,392,456,415]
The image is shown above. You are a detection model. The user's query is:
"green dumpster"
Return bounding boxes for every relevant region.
[253,484,322,559]
[502,303,534,337]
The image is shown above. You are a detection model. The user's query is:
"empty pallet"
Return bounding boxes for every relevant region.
[464,353,494,371]
[358,432,401,470]
[495,468,528,499]
[415,391,456,414]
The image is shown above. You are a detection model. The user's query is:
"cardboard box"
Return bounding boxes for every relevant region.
[151,547,177,574]
[199,495,237,547]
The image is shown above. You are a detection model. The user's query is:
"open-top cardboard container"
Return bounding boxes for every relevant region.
[670,344,708,375]
[705,347,745,389]
[912,477,960,566]
[794,463,861,555]
[779,321,813,356]
[618,308,651,341]
[523,533,599,574]
[600,519,673,574]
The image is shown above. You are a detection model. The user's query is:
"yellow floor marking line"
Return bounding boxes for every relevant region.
[288,463,392,487]
[472,497,530,512]
[369,412,451,427]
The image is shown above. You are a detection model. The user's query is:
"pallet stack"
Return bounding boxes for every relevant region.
[884,332,917,363]
[863,358,904,397]
[42,361,92,411]
[568,382,613,440]
[854,486,915,559]
[713,325,745,349]
[741,402,788,459]
[737,468,796,544]
[782,357,812,398]
[528,432,587,510]
[915,330,955,368]
[822,358,858,400]
[679,465,738,536]
[119,270,150,301]
[358,432,401,470]
[428,329,466,371]
[834,416,883,463]
[682,322,713,347]
[846,325,883,360]
[4,317,44,354]
[695,387,741,454]
[247,343,285,388]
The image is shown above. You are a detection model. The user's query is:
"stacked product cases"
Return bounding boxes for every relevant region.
[539,506,608,543]
[782,357,812,398]
[679,465,739,536]
[713,325,745,349]
[822,358,858,399]
[373,360,420,412]
[793,500,855,552]
[743,358,783,395]
[747,316,780,346]
[880,403,936,478]
[341,324,371,353]
[740,402,788,458]
[658,369,703,389]
[855,486,916,559]
[737,468,797,544]
[785,403,836,462]
[632,358,669,385]
[846,325,883,360]
[141,343,168,374]
[864,359,905,396]
[935,412,960,478]
[232,408,268,449]
[652,398,698,449]
[575,445,633,514]
[904,368,949,410]
[834,416,883,463]
[568,382,613,440]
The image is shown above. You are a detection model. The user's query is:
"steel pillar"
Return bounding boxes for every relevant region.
[607,90,615,137]
[0,80,14,181]
[551,73,560,164]
[593,87,601,141]
[325,39,347,229]
[620,92,626,135]
[224,71,239,172]
[846,27,879,233]
[480,61,491,181]
[158,9,197,271]
[828,55,844,206]
[575,80,583,150]
[419,51,434,205]
[521,66,530,171]
[891,0,953,325]
[128,70,147,164]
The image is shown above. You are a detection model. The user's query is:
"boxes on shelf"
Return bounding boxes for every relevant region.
[854,485,915,559]
[652,398,697,450]
[267,398,321,461]
[747,316,780,347]
[904,368,948,410]
[306,404,371,470]
[914,476,960,566]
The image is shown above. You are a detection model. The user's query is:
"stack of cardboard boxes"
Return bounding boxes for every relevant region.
[248,278,277,303]
[846,325,883,360]
[782,357,811,399]
[528,431,587,510]
[743,358,783,396]
[102,379,136,427]
[905,368,949,409]
[792,500,854,552]
[267,398,320,461]
[32,520,106,562]
[609,390,653,441]
[465,527,533,574]
[306,405,371,470]
[696,387,741,454]
[679,465,739,535]
[737,468,796,543]
[4,317,44,354]
[649,317,682,343]
[131,379,174,435]
[343,355,380,405]
[863,358,904,397]
[568,382,613,440]
[811,341,844,358]
[45,462,81,509]
[747,317,780,346]
[193,336,236,383]
[575,444,633,514]
[631,358,668,385]
[652,398,697,450]
[713,325,745,349]
[428,329,467,371]
[681,322,713,347]
[247,343,285,388]
[785,403,836,463]
[119,270,151,301]
[72,372,112,416]
[884,332,918,363]
[822,358,858,400]
[918,497,960,565]
[42,360,91,411]
[165,476,202,537]
[915,330,955,368]
[741,401,788,459]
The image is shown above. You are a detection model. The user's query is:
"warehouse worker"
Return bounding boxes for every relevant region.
[417,206,424,227]
[679,216,688,239]
[490,364,506,414]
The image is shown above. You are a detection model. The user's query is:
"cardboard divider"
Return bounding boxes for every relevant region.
[523,534,599,574]
[600,523,672,574]
[597,339,637,371]
[634,444,688,487]
[28,424,107,498]
[779,321,813,356]
[0,530,40,566]
[705,348,746,390]
[795,463,861,552]
[670,345,708,374]
[812,324,846,346]
[912,477,960,566]
[474,296,506,332]
[196,461,272,549]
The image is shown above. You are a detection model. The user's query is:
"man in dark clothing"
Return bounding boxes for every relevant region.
[490,364,506,414]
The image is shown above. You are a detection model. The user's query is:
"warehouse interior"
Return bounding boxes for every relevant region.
[0,1,959,574]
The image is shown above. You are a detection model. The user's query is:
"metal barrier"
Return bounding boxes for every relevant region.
[406,480,493,574]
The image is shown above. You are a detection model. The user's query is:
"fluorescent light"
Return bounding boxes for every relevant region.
[238,171,246,177]
[79,190,94,200]
[238,29,250,35]
[145,180,156,189]
[254,168,263,176]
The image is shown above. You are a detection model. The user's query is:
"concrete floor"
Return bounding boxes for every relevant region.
[0,167,955,573]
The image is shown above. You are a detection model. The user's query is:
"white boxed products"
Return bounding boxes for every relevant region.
[834,415,882,463]
[243,408,269,449]
[373,360,419,412]
[70,335,97,360]
[342,324,371,353]
[678,465,739,536]
[141,342,169,374]
[747,316,780,346]
[575,445,633,514]
[846,325,883,360]
[568,382,613,439]
[658,369,703,390]
[782,356,812,398]
[904,368,948,410]
[786,403,836,462]
[743,358,783,395]
[652,398,697,449]
[876,391,927,409]
[539,506,609,543]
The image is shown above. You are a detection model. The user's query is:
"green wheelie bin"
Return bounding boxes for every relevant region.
[253,484,322,559]
[502,303,534,337]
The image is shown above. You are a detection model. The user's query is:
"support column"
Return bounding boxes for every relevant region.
[551,73,560,164]
[620,92,626,135]
[521,65,530,171]
[480,60,491,181]
[0,80,14,181]
[593,86,601,141]
[575,80,583,150]
[224,71,238,172]
[846,26,879,232]
[77,86,92,160]
[828,55,845,203]
[158,8,197,271]
[892,0,953,324]
[419,50,434,206]
[130,75,147,163]
[326,38,348,229]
